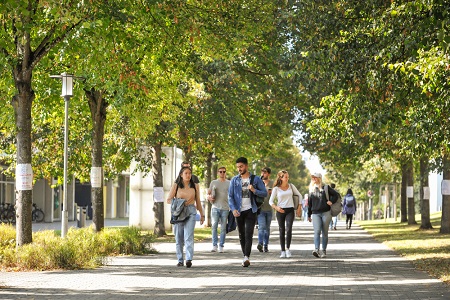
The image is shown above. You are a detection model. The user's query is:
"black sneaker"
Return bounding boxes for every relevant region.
[186,260,192,268]
[257,243,263,252]
[177,262,184,267]
[264,245,269,252]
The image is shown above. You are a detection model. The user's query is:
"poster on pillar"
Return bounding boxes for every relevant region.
[423,187,430,199]
[90,167,103,188]
[153,187,164,202]
[406,186,414,198]
[16,164,33,190]
[442,180,450,195]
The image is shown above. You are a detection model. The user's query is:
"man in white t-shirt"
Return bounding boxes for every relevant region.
[228,157,267,267]
[207,166,230,253]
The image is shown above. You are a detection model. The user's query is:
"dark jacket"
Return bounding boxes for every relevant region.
[308,185,339,217]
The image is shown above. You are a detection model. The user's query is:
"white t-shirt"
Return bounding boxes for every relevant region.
[269,184,302,208]
[241,177,252,211]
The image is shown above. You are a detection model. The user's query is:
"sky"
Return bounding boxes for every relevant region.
[301,150,326,175]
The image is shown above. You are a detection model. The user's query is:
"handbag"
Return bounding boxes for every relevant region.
[290,184,300,209]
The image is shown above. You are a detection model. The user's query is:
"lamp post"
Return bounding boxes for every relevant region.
[50,73,81,238]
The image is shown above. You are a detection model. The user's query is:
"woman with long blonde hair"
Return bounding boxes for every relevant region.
[307,172,339,258]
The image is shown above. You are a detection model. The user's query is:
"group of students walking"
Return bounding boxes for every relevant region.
[167,157,356,268]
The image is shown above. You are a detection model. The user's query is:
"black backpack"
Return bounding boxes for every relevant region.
[250,174,265,208]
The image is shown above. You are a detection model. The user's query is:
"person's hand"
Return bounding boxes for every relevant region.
[308,217,312,222]
[207,194,215,203]
[276,206,285,214]
[248,184,255,193]
[200,215,205,225]
[233,209,240,217]
[327,200,332,206]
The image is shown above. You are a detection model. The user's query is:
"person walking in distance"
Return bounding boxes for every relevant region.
[329,183,338,230]
[307,172,339,258]
[167,166,204,268]
[207,166,231,253]
[270,170,302,258]
[228,157,267,267]
[343,188,357,229]
[175,161,200,184]
[257,167,274,253]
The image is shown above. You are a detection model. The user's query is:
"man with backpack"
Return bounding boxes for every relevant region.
[342,188,357,229]
[228,157,267,267]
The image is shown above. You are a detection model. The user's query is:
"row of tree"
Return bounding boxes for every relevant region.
[293,1,449,232]
[0,1,311,245]
[1,1,448,246]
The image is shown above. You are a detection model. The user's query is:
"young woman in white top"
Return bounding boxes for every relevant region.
[269,170,302,258]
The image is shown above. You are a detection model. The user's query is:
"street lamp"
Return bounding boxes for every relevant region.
[50,73,83,238]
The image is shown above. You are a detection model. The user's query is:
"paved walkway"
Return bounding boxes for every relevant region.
[1,219,449,299]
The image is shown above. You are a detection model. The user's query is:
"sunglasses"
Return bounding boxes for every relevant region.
[218,171,226,173]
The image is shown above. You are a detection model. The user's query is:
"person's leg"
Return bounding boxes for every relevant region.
[346,214,350,228]
[312,213,321,251]
[219,209,228,247]
[264,210,273,248]
[174,223,184,263]
[236,212,246,256]
[211,208,219,248]
[276,210,287,251]
[184,210,197,262]
[285,208,295,250]
[349,214,353,228]
[257,212,266,248]
[321,211,332,251]
[243,209,257,258]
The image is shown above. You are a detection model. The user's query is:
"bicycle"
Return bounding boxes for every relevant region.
[32,203,45,222]
[0,203,16,224]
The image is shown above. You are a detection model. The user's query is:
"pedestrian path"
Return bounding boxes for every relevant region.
[1,220,449,299]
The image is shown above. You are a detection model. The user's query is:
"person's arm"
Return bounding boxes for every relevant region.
[166,183,177,204]
[268,187,277,206]
[194,183,205,224]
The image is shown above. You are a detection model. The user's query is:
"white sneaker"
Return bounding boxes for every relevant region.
[312,249,320,258]
[285,249,292,258]
[320,250,327,258]
[242,256,250,267]
[218,246,224,253]
[211,246,217,252]
[280,251,286,258]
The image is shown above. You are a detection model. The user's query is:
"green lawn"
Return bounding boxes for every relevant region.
[358,212,450,284]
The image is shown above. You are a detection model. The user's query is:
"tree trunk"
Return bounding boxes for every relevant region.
[400,162,408,223]
[152,142,166,237]
[441,153,450,233]
[419,156,433,229]
[406,160,417,225]
[11,68,34,246]
[86,88,108,232]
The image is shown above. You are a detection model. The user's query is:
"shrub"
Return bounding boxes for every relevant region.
[0,224,155,271]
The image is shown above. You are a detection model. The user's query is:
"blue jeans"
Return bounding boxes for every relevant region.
[173,205,197,263]
[312,211,332,251]
[257,210,273,246]
[329,215,338,229]
[211,207,228,247]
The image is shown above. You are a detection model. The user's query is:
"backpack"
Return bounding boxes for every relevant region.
[346,195,355,207]
[250,175,265,208]
[324,185,342,217]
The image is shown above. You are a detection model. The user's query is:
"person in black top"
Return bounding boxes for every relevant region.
[307,172,339,258]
